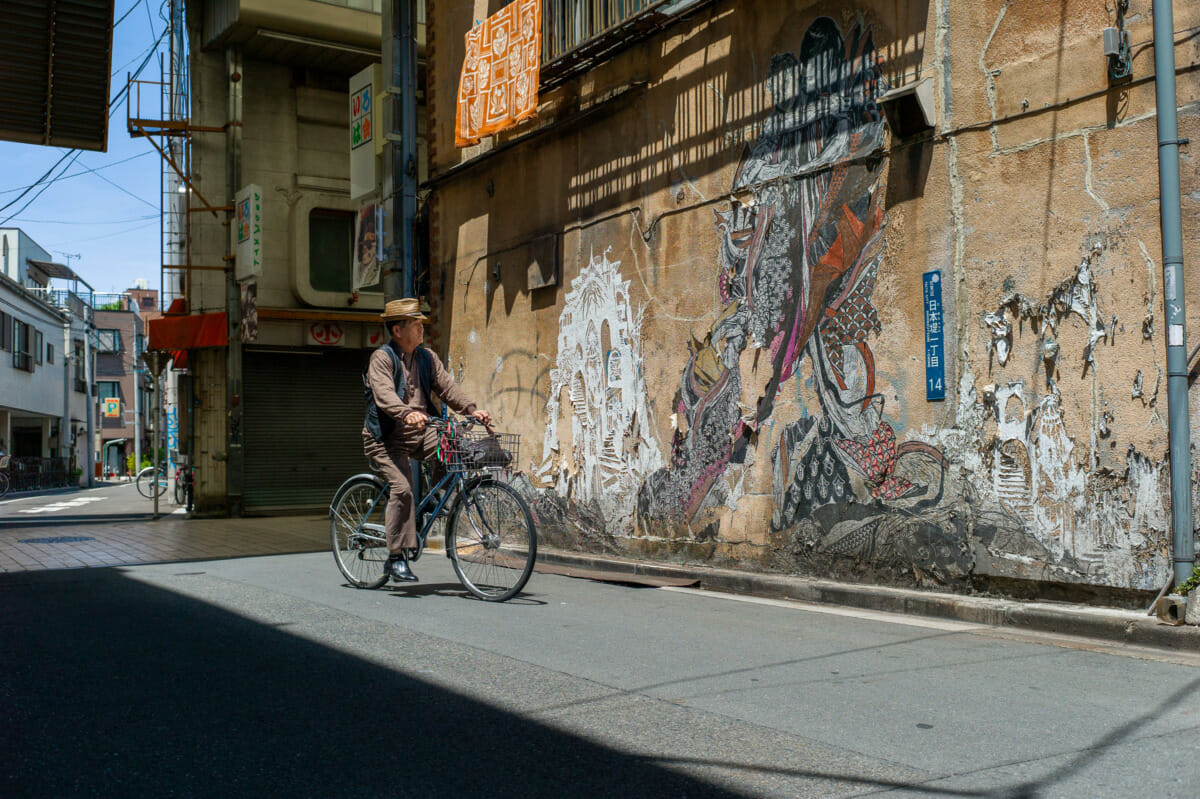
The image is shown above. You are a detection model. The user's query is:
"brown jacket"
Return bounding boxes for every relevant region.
[364,345,476,444]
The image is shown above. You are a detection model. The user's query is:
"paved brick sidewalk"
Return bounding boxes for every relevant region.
[0,514,330,573]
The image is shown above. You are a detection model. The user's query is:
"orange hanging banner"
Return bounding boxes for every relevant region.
[455,0,541,147]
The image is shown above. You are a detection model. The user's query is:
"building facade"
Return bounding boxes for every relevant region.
[93,292,154,478]
[418,0,1199,599]
[0,228,96,489]
[167,0,423,513]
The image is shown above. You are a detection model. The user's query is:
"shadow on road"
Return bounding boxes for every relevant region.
[0,566,748,798]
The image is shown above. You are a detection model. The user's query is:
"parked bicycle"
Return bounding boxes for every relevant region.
[174,460,194,511]
[329,416,536,602]
[0,454,10,499]
[136,464,169,499]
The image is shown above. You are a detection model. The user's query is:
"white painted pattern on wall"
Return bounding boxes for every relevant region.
[538,249,662,529]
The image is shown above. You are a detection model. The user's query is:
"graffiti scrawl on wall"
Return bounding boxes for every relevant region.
[538,250,663,530]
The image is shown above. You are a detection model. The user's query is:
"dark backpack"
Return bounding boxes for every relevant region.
[364,343,436,441]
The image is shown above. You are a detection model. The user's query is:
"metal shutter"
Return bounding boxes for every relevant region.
[242,348,371,511]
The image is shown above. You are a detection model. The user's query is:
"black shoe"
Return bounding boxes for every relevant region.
[385,555,418,583]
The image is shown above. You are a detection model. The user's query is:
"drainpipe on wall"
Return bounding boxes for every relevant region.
[225,46,245,517]
[1151,0,1195,586]
[382,0,419,301]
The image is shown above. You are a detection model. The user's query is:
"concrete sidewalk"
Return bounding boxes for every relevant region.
[536,547,1200,653]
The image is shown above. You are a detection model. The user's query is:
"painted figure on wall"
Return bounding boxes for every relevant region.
[637,17,963,581]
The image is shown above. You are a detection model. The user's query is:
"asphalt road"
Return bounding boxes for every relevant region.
[0,480,176,521]
[3,548,1198,798]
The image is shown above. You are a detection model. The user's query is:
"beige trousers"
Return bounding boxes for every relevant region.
[362,427,440,554]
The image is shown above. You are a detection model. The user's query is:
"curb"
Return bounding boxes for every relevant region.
[536,548,1200,653]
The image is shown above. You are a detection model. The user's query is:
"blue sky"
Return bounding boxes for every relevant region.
[0,0,169,297]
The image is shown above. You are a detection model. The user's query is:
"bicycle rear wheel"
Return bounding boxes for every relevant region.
[330,476,390,589]
[0,471,9,499]
[447,479,536,601]
[174,476,184,505]
[136,466,167,498]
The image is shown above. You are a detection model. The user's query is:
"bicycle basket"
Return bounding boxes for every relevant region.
[439,430,518,473]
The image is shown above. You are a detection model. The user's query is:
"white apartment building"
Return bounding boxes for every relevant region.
[0,228,95,488]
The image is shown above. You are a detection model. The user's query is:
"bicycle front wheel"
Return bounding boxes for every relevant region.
[0,471,9,499]
[136,466,167,498]
[330,476,390,589]
[447,479,536,601]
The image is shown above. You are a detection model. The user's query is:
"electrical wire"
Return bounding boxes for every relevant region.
[0,152,154,196]
[6,213,159,225]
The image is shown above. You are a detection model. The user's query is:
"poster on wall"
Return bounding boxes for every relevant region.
[103,398,120,418]
[353,203,381,291]
[455,0,541,146]
[234,184,263,280]
[240,280,258,343]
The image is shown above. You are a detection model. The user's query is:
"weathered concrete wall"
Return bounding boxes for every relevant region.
[427,0,1199,595]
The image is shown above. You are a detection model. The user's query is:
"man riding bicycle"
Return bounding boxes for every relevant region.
[363,298,491,583]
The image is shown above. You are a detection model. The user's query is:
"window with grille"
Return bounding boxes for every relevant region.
[542,0,657,62]
[97,329,121,353]
[73,340,86,392]
[13,318,32,372]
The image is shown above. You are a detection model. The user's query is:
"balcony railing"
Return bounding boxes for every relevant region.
[5,457,70,492]
[540,0,707,85]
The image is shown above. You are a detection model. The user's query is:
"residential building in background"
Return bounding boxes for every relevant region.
[94,289,156,478]
[0,228,97,489]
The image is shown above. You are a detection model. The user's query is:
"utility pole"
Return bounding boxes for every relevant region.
[1151,0,1194,586]
[382,0,419,301]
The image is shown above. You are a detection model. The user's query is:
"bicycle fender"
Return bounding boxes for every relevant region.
[329,473,387,518]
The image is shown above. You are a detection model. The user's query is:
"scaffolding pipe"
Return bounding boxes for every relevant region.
[382,0,418,300]
[1151,0,1195,586]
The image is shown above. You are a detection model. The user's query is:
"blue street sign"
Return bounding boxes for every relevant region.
[923,270,945,401]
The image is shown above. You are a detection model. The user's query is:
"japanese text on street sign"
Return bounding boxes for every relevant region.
[923,270,945,401]
[234,184,263,280]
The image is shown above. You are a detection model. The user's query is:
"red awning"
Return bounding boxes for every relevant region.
[148,312,228,350]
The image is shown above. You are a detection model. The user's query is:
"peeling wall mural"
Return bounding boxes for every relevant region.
[927,244,1171,590]
[633,16,967,582]
[538,249,663,530]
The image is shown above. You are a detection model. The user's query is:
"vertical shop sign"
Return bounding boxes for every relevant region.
[234,184,263,279]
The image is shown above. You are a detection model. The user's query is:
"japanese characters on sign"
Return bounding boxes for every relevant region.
[350,84,372,150]
[307,322,344,347]
[103,398,120,418]
[923,270,945,401]
[234,184,263,280]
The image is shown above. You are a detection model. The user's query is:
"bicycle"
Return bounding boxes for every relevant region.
[173,460,194,510]
[329,416,537,602]
[136,464,169,499]
[0,454,10,499]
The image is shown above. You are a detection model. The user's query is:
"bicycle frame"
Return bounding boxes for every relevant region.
[338,466,482,556]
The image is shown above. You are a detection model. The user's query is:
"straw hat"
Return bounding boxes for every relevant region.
[380,298,430,323]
